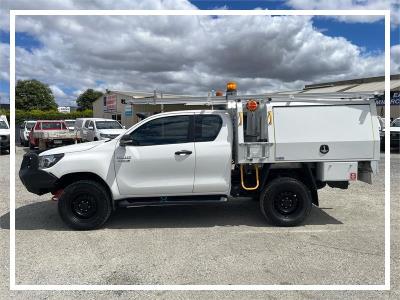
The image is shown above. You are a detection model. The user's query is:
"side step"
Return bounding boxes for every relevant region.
[117,195,228,208]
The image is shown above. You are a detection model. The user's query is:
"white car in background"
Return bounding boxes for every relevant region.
[0,115,10,153]
[19,120,36,146]
[81,118,126,141]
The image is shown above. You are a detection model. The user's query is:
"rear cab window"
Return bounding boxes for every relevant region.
[41,122,66,130]
[194,114,222,142]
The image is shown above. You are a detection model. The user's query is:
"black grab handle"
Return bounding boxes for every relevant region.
[175,150,192,155]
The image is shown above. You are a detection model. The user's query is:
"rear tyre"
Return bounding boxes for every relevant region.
[58,180,112,230]
[260,177,312,227]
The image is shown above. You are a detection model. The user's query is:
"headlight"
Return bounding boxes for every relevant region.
[38,154,64,169]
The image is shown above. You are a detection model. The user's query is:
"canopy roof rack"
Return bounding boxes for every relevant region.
[123,91,379,106]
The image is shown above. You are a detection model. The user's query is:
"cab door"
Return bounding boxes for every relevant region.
[192,113,232,194]
[114,114,195,196]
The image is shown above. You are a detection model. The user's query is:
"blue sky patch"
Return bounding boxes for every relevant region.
[16,32,42,52]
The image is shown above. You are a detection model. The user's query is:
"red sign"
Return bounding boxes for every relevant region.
[350,172,357,181]
[105,95,117,112]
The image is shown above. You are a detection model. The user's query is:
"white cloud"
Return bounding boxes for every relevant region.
[286,0,400,26]
[0,0,196,29]
[50,85,66,97]
[391,44,400,73]
[0,0,397,106]
[11,14,387,99]
[0,43,10,81]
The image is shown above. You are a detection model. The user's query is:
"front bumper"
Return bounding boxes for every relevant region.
[19,152,58,195]
[0,135,10,149]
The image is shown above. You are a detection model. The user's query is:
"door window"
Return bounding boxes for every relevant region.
[88,121,94,129]
[130,115,191,146]
[194,115,222,142]
[84,120,90,128]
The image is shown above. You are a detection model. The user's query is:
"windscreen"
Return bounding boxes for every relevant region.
[95,121,122,129]
[65,120,75,127]
[41,122,67,130]
[26,122,35,130]
[0,120,8,129]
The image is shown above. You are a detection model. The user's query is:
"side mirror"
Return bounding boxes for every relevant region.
[88,126,94,130]
[119,135,132,147]
[122,125,126,129]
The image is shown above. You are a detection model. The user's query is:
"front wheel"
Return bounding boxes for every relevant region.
[58,180,112,230]
[260,177,312,227]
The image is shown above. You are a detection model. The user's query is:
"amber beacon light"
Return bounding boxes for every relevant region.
[226,81,237,92]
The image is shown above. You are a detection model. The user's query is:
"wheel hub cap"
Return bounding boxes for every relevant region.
[72,195,97,219]
[275,192,299,215]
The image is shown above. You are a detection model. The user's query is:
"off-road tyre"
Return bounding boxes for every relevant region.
[58,180,112,230]
[260,177,312,227]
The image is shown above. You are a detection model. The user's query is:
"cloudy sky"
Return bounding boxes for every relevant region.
[0,0,399,106]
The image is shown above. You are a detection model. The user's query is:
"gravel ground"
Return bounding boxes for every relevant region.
[0,147,399,299]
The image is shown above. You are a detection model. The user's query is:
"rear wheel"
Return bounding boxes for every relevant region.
[260,177,312,226]
[58,180,112,230]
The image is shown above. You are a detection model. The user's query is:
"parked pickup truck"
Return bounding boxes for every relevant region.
[19,84,380,230]
[29,120,81,151]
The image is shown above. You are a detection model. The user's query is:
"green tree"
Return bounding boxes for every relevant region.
[16,79,57,110]
[76,89,103,110]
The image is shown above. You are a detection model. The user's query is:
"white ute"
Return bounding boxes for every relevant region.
[19,83,381,230]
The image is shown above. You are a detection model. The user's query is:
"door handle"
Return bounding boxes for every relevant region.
[175,150,192,155]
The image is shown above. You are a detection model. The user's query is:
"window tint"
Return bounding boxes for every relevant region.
[95,120,122,129]
[84,120,90,128]
[41,122,64,130]
[194,115,222,142]
[131,115,191,146]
